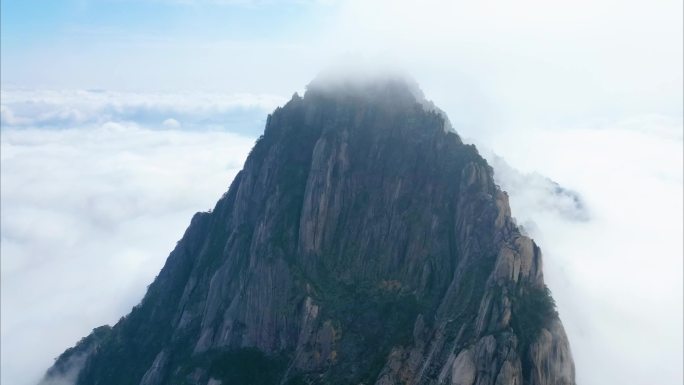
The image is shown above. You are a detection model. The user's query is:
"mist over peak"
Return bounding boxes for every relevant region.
[305,65,456,133]
[307,66,422,100]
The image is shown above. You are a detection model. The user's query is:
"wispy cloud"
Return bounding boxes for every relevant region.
[0,89,285,134]
[157,0,338,4]
[485,153,590,224]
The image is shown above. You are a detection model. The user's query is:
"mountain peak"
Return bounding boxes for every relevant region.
[41,75,575,385]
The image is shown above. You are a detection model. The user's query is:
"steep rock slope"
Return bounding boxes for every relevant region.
[41,77,575,385]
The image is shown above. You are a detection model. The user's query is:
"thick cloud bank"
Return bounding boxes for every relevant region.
[479,116,683,385]
[1,121,256,385]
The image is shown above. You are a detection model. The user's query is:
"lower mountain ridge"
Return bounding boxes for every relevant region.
[41,75,575,385]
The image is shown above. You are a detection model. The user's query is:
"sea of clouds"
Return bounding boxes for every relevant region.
[478,117,683,385]
[0,89,274,385]
[0,88,284,134]
[1,86,681,385]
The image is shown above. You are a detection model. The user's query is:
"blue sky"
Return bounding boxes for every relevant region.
[1,0,331,45]
[1,0,338,92]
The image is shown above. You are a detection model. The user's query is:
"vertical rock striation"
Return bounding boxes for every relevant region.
[40,75,575,385]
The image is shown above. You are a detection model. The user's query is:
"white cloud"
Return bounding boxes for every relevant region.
[0,123,256,385]
[165,0,338,4]
[162,118,182,128]
[0,89,285,134]
[483,154,590,224]
[324,0,682,137]
[478,115,683,385]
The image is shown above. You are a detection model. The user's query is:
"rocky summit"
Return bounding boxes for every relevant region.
[40,75,575,385]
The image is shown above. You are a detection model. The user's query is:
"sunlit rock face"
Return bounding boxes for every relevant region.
[40,76,575,385]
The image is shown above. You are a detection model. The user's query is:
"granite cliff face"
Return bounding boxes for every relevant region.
[41,76,575,385]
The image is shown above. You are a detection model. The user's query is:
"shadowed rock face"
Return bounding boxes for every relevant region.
[40,76,575,385]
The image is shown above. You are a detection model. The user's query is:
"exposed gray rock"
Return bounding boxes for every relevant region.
[40,76,575,385]
[138,350,168,385]
[451,349,476,385]
[528,320,575,385]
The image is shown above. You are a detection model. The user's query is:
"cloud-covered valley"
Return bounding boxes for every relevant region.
[481,120,683,385]
[1,86,681,385]
[1,115,257,385]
